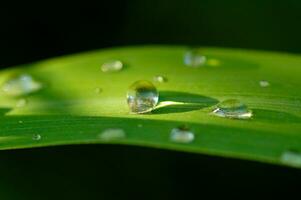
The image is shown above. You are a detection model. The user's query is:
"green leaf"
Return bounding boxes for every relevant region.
[0,46,300,168]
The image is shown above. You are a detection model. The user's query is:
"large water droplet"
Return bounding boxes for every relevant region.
[101,60,123,72]
[170,125,195,143]
[32,134,41,141]
[259,80,270,87]
[212,99,252,119]
[16,98,27,108]
[127,80,159,114]
[280,150,301,167]
[2,74,43,96]
[184,49,206,67]
[153,75,168,83]
[99,128,126,141]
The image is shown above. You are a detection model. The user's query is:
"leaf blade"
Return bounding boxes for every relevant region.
[0,46,300,167]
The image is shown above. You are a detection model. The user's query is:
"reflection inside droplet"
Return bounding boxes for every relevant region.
[127,80,159,114]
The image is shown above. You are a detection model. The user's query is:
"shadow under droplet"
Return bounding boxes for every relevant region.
[253,109,301,123]
[152,91,218,114]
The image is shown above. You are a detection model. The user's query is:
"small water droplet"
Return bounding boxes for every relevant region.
[18,120,23,124]
[212,99,252,119]
[127,80,159,114]
[95,87,103,94]
[99,128,126,141]
[137,124,143,128]
[207,59,221,67]
[259,80,270,87]
[2,74,43,96]
[32,134,41,141]
[153,75,168,83]
[101,60,123,72]
[170,125,195,143]
[16,99,27,108]
[280,150,301,167]
[184,49,206,67]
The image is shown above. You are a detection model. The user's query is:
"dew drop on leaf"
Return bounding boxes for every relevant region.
[212,99,252,119]
[127,80,159,114]
[184,49,206,67]
[32,134,41,141]
[280,150,301,168]
[98,128,126,141]
[153,75,168,83]
[101,60,123,72]
[94,87,103,94]
[259,80,270,87]
[170,125,195,143]
[2,74,43,96]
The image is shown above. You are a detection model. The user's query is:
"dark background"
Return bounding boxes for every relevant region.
[1,145,301,199]
[1,0,301,199]
[0,0,300,68]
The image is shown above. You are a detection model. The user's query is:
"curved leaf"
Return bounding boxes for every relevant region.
[0,46,300,167]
